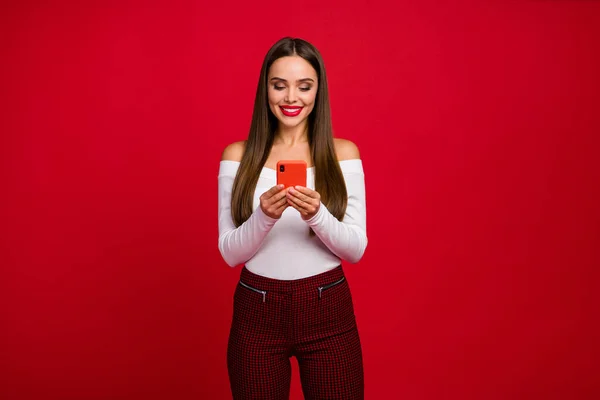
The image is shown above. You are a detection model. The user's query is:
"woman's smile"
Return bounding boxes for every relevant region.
[280,106,303,117]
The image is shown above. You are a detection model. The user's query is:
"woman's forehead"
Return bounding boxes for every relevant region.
[269,56,317,79]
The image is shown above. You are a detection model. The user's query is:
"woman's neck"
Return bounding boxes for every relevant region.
[274,123,309,146]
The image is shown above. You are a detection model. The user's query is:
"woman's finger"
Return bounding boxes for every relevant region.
[287,199,308,216]
[274,202,289,215]
[288,187,312,203]
[286,192,310,212]
[292,186,320,201]
[262,187,287,210]
[273,195,289,209]
[265,195,289,216]
[261,184,285,201]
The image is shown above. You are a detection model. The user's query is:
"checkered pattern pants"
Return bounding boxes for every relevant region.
[227,265,364,399]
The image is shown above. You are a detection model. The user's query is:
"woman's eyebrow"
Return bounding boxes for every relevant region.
[269,77,315,83]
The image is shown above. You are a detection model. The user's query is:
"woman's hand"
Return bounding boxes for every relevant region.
[286,186,321,220]
[260,184,289,219]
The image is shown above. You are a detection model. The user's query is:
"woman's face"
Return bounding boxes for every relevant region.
[267,55,318,131]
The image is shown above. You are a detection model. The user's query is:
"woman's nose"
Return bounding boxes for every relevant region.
[284,89,297,103]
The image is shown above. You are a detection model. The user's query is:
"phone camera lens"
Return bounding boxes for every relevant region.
[279,165,285,172]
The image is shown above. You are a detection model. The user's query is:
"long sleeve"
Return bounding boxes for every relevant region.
[305,159,368,263]
[218,161,278,267]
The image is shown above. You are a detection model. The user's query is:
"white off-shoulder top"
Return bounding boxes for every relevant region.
[217,159,367,280]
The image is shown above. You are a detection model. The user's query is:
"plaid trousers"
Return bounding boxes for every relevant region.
[227,265,364,399]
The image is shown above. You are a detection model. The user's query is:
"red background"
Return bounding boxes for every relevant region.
[2,1,599,399]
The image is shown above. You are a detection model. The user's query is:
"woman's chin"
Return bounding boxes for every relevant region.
[277,117,307,129]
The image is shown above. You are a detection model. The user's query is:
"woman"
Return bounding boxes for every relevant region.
[218,37,367,399]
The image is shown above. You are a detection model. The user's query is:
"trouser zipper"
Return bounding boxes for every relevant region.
[239,280,267,303]
[318,276,346,299]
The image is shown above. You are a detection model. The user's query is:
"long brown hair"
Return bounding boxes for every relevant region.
[231,37,347,232]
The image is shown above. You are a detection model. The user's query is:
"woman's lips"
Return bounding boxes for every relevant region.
[280,106,303,117]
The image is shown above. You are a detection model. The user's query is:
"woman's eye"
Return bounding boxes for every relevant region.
[273,85,311,92]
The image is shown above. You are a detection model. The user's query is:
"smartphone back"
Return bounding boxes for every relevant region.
[276,160,307,188]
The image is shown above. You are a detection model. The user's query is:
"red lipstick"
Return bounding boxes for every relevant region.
[280,106,303,117]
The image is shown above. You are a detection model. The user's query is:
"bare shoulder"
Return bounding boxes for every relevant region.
[333,138,361,161]
[221,140,246,162]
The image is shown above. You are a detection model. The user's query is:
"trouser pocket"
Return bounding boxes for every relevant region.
[317,276,346,299]
[238,280,267,303]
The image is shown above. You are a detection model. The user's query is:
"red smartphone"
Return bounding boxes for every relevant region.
[276,160,307,189]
